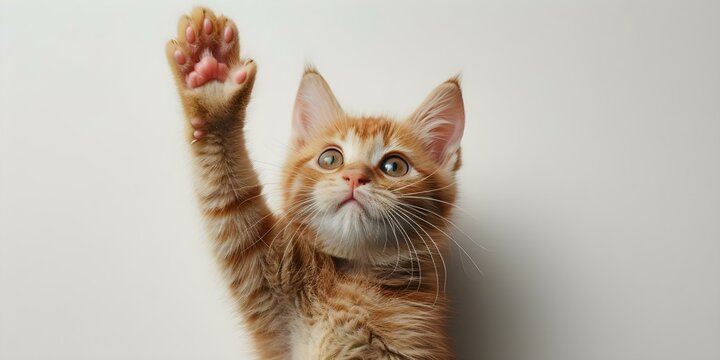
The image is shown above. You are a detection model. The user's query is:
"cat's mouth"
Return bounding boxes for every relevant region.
[337,194,365,211]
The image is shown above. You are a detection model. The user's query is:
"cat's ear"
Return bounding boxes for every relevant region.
[408,77,465,168]
[292,68,343,145]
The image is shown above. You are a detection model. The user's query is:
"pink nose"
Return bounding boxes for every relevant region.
[343,170,371,190]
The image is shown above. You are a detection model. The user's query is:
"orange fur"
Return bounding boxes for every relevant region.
[167,7,464,359]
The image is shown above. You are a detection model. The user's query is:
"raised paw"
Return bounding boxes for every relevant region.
[166,7,253,89]
[166,7,257,143]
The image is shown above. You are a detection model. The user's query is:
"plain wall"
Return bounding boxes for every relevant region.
[1,0,718,359]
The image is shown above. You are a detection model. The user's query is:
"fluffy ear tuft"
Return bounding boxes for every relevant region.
[292,69,343,145]
[408,77,465,167]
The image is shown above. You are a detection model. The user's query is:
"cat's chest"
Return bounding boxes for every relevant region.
[289,317,327,360]
[288,280,380,359]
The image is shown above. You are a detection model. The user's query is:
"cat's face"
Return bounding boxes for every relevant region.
[282,70,465,263]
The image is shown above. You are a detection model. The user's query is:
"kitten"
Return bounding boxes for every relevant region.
[166,7,464,359]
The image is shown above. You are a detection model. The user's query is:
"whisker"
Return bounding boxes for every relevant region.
[399,180,457,196]
[376,206,404,281]
[393,201,484,277]
[390,204,444,303]
[395,194,479,221]
[384,207,422,291]
[397,202,488,252]
[386,164,443,193]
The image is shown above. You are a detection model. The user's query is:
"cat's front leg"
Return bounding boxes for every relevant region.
[166,7,289,359]
[166,6,264,269]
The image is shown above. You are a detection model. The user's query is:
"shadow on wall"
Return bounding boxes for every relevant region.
[447,209,495,360]
[448,209,536,360]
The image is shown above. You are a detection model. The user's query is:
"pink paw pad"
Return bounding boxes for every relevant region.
[170,9,253,145]
[190,117,205,128]
[233,70,247,84]
[203,18,213,34]
[185,26,196,44]
[223,26,233,43]
[172,15,243,89]
[190,117,206,142]
[173,50,186,65]
[186,49,228,87]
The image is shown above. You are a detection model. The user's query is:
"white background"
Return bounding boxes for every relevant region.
[1,0,718,359]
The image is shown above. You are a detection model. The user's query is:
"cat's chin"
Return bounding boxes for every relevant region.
[310,211,393,263]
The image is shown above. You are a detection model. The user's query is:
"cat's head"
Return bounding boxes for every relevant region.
[282,69,465,264]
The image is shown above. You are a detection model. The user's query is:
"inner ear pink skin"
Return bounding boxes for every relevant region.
[410,81,465,163]
[291,71,344,145]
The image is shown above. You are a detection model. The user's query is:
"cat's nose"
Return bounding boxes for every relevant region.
[343,170,371,190]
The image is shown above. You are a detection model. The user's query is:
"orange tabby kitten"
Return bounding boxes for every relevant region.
[166,7,465,359]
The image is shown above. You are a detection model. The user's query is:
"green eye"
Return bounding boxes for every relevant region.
[381,156,409,177]
[318,148,344,170]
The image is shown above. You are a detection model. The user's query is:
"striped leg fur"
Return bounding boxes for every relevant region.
[166,7,289,359]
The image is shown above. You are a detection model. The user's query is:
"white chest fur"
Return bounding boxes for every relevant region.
[290,317,327,360]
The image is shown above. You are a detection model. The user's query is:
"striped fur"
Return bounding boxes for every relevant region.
[167,7,465,359]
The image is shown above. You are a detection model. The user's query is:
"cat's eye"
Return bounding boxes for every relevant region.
[318,148,344,170]
[380,156,409,177]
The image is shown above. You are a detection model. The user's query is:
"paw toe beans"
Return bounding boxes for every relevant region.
[168,8,256,142]
[173,49,186,65]
[202,18,213,35]
[185,24,197,44]
[223,25,234,43]
[167,7,245,89]
[232,69,247,85]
